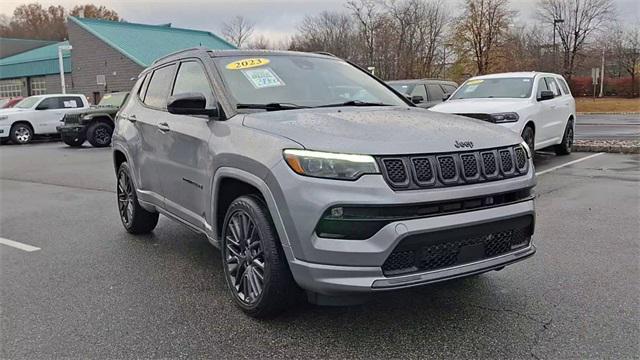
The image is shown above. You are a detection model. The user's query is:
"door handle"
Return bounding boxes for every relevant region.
[157,122,170,132]
[127,114,137,123]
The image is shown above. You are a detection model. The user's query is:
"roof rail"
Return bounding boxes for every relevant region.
[314,51,337,57]
[151,46,207,65]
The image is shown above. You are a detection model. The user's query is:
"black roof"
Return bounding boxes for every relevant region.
[152,47,336,66]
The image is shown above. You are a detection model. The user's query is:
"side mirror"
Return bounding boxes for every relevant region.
[538,90,555,101]
[167,93,218,117]
[442,93,450,101]
[411,95,424,104]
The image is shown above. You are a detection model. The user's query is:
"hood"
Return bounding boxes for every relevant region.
[242,106,523,155]
[0,108,29,116]
[68,105,119,116]
[430,98,532,114]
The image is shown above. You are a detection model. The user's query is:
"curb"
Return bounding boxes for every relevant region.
[573,142,640,154]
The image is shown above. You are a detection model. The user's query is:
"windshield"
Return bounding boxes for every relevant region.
[388,83,414,95]
[98,92,128,107]
[451,77,533,99]
[14,96,42,109]
[213,55,406,109]
[0,99,9,108]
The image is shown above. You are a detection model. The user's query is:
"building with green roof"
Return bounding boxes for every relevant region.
[0,17,235,101]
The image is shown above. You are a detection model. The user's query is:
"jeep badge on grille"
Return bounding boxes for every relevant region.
[454,140,474,149]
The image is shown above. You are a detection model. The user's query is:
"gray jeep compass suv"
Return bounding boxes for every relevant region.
[113,49,536,317]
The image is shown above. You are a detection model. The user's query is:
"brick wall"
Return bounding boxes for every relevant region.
[67,20,143,102]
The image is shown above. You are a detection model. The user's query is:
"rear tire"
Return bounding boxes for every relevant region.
[9,123,33,145]
[117,162,159,234]
[221,195,300,318]
[87,122,113,147]
[521,126,535,155]
[62,133,85,147]
[554,120,574,156]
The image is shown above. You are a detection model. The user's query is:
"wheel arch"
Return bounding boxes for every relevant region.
[113,149,127,173]
[212,167,293,253]
[10,120,34,132]
[87,115,115,127]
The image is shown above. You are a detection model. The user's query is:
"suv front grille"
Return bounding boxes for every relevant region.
[456,113,493,122]
[382,216,533,276]
[63,113,81,124]
[378,145,528,190]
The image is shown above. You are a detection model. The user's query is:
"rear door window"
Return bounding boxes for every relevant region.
[426,84,445,102]
[144,64,176,109]
[59,96,82,108]
[557,78,571,95]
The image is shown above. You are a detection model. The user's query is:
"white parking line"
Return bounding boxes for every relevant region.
[536,153,605,176]
[0,237,41,252]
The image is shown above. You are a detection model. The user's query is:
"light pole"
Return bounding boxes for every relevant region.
[553,18,564,72]
[58,44,72,94]
[443,43,453,79]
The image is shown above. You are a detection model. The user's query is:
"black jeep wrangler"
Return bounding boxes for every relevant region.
[57,91,129,147]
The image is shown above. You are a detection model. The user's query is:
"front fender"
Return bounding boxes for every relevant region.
[211,167,295,261]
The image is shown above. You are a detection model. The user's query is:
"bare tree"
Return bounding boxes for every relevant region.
[221,15,255,48]
[290,11,357,59]
[454,0,514,75]
[537,0,615,79]
[612,25,640,97]
[70,4,120,21]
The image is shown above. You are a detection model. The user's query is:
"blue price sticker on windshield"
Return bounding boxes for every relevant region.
[242,68,285,89]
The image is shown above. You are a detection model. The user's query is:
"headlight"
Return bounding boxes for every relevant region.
[490,112,519,123]
[0,115,8,121]
[283,149,379,180]
[520,141,532,158]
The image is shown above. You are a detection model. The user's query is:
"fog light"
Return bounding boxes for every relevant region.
[331,207,344,218]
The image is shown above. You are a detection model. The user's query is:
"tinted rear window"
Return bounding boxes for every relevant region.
[144,64,176,109]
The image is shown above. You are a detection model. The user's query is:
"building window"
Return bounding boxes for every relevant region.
[31,77,47,95]
[0,79,24,98]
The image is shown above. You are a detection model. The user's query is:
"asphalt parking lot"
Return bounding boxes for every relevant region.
[1,142,639,359]
[576,114,640,140]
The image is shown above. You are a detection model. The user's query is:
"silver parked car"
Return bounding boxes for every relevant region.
[113,49,536,317]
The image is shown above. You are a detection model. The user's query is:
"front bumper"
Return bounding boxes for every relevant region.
[0,124,9,138]
[57,124,86,137]
[288,200,535,294]
[267,158,537,295]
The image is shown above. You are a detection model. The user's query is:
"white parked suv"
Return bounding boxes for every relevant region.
[430,72,576,155]
[0,94,90,145]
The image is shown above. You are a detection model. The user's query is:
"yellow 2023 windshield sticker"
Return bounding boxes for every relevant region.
[466,79,484,85]
[226,58,270,70]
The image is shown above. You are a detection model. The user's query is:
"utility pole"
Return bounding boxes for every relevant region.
[58,44,72,94]
[553,19,564,72]
[599,47,605,97]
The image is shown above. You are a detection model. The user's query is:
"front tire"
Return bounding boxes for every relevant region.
[221,195,300,318]
[10,123,33,145]
[87,122,113,147]
[117,162,159,234]
[554,120,574,156]
[62,133,86,147]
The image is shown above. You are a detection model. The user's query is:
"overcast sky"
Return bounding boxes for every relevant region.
[1,0,637,42]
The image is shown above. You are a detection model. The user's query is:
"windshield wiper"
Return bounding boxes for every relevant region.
[315,100,392,108]
[237,103,309,111]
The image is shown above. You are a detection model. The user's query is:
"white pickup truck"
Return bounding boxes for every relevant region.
[0,94,90,145]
